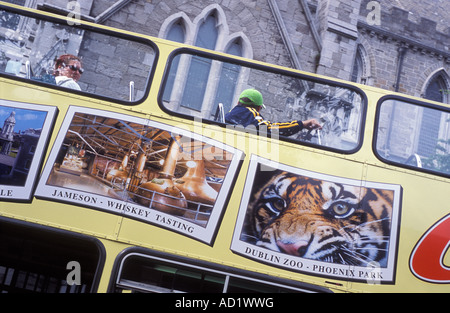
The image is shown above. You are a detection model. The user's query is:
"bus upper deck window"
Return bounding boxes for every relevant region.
[375,98,450,177]
[0,7,156,103]
[160,51,365,153]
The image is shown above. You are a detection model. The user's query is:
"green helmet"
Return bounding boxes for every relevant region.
[239,89,265,108]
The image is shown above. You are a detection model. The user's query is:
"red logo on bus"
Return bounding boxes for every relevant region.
[410,214,450,283]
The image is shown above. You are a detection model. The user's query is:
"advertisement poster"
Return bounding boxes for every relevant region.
[0,99,57,201]
[35,106,243,244]
[231,156,402,283]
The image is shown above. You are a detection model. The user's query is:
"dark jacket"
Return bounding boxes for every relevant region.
[224,105,303,136]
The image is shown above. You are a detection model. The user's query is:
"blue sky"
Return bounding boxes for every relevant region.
[0,106,48,132]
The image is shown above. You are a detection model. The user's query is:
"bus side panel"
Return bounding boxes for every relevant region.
[355,165,450,292]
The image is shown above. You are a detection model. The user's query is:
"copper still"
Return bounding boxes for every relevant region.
[106,168,129,182]
[106,153,129,185]
[137,136,187,216]
[175,160,217,205]
[128,150,148,194]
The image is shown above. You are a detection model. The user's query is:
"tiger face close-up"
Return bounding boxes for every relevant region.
[243,171,394,267]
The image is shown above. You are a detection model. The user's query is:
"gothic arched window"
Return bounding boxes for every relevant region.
[351,50,363,84]
[424,74,447,103]
[181,14,218,110]
[213,38,243,115]
[351,45,369,85]
[160,5,252,119]
[418,72,450,158]
[162,20,186,102]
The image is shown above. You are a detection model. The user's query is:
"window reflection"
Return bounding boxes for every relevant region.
[0,8,155,102]
[376,99,450,176]
[115,253,308,293]
[162,52,364,152]
[162,20,185,102]
[213,39,243,115]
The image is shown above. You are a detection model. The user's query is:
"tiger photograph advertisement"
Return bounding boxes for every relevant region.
[231,156,402,283]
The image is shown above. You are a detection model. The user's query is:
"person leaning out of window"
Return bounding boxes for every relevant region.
[225,89,322,136]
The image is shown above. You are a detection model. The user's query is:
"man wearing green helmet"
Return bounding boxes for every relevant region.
[225,89,322,136]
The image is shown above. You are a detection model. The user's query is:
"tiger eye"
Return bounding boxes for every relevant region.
[273,199,285,211]
[333,203,349,215]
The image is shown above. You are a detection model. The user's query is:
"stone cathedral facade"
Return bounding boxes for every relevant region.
[15,0,448,104]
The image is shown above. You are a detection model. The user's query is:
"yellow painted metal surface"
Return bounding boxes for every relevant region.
[0,2,449,293]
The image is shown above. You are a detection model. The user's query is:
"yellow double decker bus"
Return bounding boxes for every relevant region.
[0,2,449,295]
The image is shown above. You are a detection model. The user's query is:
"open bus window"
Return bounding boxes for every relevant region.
[112,251,328,293]
[375,98,450,177]
[116,255,226,293]
[0,7,155,103]
[161,51,365,153]
[0,217,104,293]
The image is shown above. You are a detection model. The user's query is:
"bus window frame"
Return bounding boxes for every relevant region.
[0,216,106,293]
[158,47,368,155]
[373,95,450,179]
[108,246,333,293]
[0,3,159,106]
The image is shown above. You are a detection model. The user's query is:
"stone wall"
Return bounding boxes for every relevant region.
[315,0,360,80]
[4,0,450,104]
[358,0,450,97]
[88,0,295,69]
